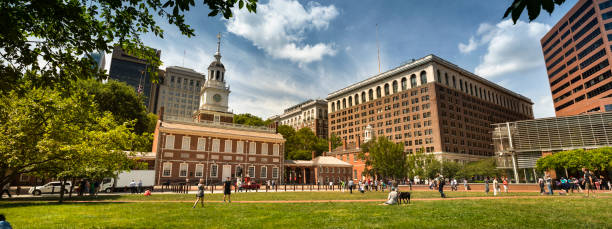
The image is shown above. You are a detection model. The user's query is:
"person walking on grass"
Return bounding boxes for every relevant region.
[582,168,594,197]
[538,177,545,195]
[502,177,509,193]
[493,177,499,196]
[223,177,232,203]
[544,173,553,195]
[348,180,354,194]
[1,182,11,199]
[463,178,468,191]
[438,175,446,198]
[484,177,490,195]
[193,179,205,208]
[137,180,143,194]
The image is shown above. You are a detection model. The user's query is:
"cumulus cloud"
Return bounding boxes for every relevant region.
[458,19,551,78]
[534,95,555,118]
[226,0,339,65]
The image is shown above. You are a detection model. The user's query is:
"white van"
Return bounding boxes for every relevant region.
[28,181,72,195]
[99,170,155,193]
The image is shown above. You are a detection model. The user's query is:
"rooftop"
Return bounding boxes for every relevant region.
[163,116,281,137]
[285,156,352,167]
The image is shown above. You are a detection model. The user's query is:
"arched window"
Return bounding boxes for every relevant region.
[459,79,463,91]
[384,83,390,95]
[355,94,359,105]
[376,86,381,98]
[221,72,225,81]
[410,74,417,88]
[361,92,366,103]
[348,96,352,107]
[401,77,407,90]
[369,89,374,100]
[216,70,220,80]
[452,75,456,88]
[342,98,346,109]
[392,81,398,93]
[444,73,449,86]
[336,101,340,111]
[420,71,427,85]
[437,70,442,83]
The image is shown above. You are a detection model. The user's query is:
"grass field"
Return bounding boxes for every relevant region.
[1,191,611,228]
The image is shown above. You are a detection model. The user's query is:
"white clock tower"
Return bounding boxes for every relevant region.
[195,33,234,123]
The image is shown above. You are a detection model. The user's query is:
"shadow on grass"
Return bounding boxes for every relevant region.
[0,194,123,202]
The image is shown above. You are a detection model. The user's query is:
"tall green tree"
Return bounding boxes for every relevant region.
[536,148,612,172]
[0,86,148,200]
[457,158,501,180]
[0,0,258,92]
[276,125,333,160]
[360,136,407,180]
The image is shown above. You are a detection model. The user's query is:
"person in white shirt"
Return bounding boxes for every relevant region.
[382,188,398,205]
[493,177,499,196]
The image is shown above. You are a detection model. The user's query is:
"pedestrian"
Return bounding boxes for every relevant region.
[192,179,205,208]
[582,168,594,197]
[1,182,11,198]
[185,178,190,194]
[538,177,545,195]
[137,180,143,194]
[408,179,413,191]
[463,178,468,191]
[78,180,86,196]
[544,173,553,195]
[129,180,136,194]
[374,180,378,191]
[223,177,232,203]
[438,175,446,198]
[483,177,490,195]
[348,180,354,194]
[493,177,499,196]
[0,214,12,229]
[341,180,345,192]
[503,177,509,193]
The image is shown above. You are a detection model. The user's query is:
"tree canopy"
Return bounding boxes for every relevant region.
[536,148,612,172]
[0,0,258,92]
[360,136,407,179]
[233,113,272,127]
[456,158,501,179]
[0,85,148,200]
[503,0,566,23]
[276,125,331,160]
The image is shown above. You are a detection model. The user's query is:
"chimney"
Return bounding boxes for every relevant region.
[312,151,316,160]
[328,141,332,152]
[159,106,165,121]
[356,135,361,149]
[342,139,347,151]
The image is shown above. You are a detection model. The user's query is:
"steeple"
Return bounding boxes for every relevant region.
[215,32,221,62]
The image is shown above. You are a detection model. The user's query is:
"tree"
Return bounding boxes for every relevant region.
[0,85,147,201]
[457,158,501,180]
[360,136,407,180]
[0,0,258,92]
[276,125,333,160]
[406,150,441,179]
[503,0,566,24]
[328,134,342,151]
[440,160,463,179]
[233,113,271,127]
[536,148,612,173]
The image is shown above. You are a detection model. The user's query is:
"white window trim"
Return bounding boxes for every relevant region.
[197,137,206,151]
[273,144,279,156]
[249,142,256,154]
[179,163,188,177]
[195,164,204,177]
[248,166,256,178]
[162,162,172,177]
[260,166,267,178]
[224,140,232,153]
[236,141,244,154]
[212,139,220,152]
[182,136,191,150]
[272,167,279,179]
[210,164,218,178]
[165,135,175,149]
[261,143,268,155]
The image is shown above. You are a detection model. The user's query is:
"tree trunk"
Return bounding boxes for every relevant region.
[59,178,66,203]
[69,178,76,198]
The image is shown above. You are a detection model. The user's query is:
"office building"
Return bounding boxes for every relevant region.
[153,66,205,118]
[541,0,612,116]
[272,99,329,138]
[109,46,161,112]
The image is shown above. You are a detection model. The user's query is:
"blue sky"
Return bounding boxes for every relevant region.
[105,0,578,119]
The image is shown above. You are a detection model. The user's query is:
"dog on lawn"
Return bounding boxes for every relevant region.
[397,191,411,204]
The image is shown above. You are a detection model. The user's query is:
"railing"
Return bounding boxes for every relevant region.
[165,116,276,133]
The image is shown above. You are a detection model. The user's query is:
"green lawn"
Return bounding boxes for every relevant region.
[1,192,611,228]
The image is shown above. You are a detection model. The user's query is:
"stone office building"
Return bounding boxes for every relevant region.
[270,99,329,138]
[152,66,206,118]
[326,54,534,165]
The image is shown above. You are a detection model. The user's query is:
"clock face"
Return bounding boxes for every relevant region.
[213,94,222,102]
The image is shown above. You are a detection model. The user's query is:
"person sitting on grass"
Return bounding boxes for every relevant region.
[381,188,398,205]
[0,214,11,229]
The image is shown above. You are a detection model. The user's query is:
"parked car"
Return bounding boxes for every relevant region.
[28,181,72,195]
[240,182,260,190]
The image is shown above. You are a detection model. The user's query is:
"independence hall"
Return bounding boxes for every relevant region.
[326,55,534,179]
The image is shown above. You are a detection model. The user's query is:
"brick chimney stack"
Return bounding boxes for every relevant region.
[328,140,332,152]
[342,138,347,151]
